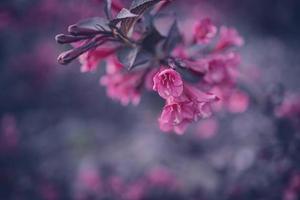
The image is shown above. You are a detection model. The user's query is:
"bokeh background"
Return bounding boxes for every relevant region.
[1,0,300,199]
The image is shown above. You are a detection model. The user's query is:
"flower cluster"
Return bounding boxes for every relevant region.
[56,0,246,134]
[152,68,219,134]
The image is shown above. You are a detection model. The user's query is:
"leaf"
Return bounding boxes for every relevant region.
[163,20,182,53]
[130,0,161,11]
[119,0,162,35]
[131,49,153,69]
[111,8,138,24]
[68,17,110,36]
[117,46,140,70]
[104,0,112,20]
[141,26,165,53]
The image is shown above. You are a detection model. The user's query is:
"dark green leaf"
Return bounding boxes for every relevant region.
[141,26,165,53]
[117,46,140,70]
[163,20,182,53]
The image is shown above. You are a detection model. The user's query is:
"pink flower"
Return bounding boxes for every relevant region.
[144,68,160,91]
[153,68,184,99]
[79,47,115,73]
[194,18,217,44]
[184,84,219,119]
[105,56,123,74]
[159,101,195,134]
[100,58,143,105]
[183,59,208,74]
[158,85,219,134]
[227,90,249,113]
[209,86,249,114]
[196,118,219,139]
[204,53,240,86]
[215,26,244,51]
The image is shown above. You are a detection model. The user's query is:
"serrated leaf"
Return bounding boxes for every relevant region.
[163,20,182,53]
[68,17,110,36]
[117,47,140,70]
[104,0,112,19]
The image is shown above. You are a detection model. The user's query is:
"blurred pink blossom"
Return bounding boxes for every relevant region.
[215,26,244,51]
[204,52,240,86]
[194,18,217,44]
[100,57,143,105]
[196,118,219,139]
[79,46,116,72]
[227,90,249,113]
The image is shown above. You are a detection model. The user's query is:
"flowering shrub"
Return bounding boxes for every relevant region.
[56,0,244,134]
[3,0,300,200]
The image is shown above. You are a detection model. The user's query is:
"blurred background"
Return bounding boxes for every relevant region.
[0,0,300,199]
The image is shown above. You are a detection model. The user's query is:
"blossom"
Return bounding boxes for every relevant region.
[79,47,115,72]
[215,26,244,51]
[196,118,219,139]
[100,58,143,106]
[203,53,240,86]
[209,86,249,114]
[153,68,184,99]
[183,58,208,74]
[159,100,194,134]
[227,90,249,113]
[144,68,160,91]
[55,0,246,134]
[158,85,219,134]
[194,18,217,44]
[105,56,123,74]
[184,84,220,119]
